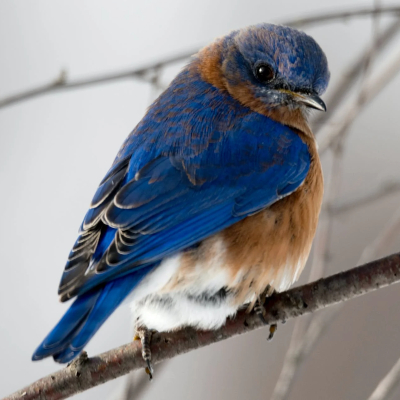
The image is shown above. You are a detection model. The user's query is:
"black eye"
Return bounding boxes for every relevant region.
[255,64,274,83]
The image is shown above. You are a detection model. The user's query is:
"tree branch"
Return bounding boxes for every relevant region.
[312,17,400,133]
[282,5,400,28]
[359,206,400,265]
[367,357,400,400]
[0,51,195,110]
[270,184,400,400]
[318,49,400,154]
[1,5,400,110]
[4,252,400,400]
[331,181,400,215]
[269,306,342,400]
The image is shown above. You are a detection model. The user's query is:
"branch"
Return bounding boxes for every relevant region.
[367,357,400,400]
[318,50,400,154]
[270,307,341,400]
[283,5,400,28]
[331,181,400,215]
[271,204,400,400]
[312,17,400,132]
[271,190,400,400]
[1,5,400,110]
[4,252,400,400]
[0,51,195,110]
[359,206,400,265]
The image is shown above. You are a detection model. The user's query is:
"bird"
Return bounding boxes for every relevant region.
[32,23,330,377]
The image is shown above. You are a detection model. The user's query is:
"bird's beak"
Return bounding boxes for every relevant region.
[295,92,327,111]
[279,90,327,112]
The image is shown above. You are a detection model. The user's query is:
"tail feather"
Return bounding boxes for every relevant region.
[32,267,151,363]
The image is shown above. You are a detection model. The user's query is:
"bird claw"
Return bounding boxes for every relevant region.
[267,324,277,341]
[145,359,154,380]
[254,296,267,323]
[134,326,155,380]
[254,291,278,341]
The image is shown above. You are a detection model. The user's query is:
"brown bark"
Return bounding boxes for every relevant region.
[4,252,400,400]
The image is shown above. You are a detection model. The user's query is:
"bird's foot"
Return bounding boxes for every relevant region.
[254,286,278,341]
[134,326,155,380]
[267,323,277,341]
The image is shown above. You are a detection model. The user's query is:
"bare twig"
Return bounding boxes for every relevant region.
[1,6,400,110]
[271,202,400,400]
[359,206,400,265]
[270,306,341,400]
[332,181,400,215]
[367,357,400,400]
[4,252,400,400]
[318,50,400,154]
[283,5,400,28]
[282,203,400,400]
[310,141,345,282]
[0,51,195,109]
[272,205,400,400]
[312,18,400,132]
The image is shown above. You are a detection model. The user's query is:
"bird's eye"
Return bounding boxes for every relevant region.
[254,64,274,83]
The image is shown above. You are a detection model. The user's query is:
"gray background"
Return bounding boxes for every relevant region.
[1,1,400,399]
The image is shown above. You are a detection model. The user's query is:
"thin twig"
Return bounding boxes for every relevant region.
[1,6,400,110]
[318,50,400,154]
[310,141,345,283]
[271,203,400,400]
[359,205,400,265]
[367,357,400,400]
[4,252,400,400]
[0,51,195,109]
[331,181,400,215]
[365,211,400,400]
[312,18,400,132]
[283,5,400,28]
[270,306,341,400]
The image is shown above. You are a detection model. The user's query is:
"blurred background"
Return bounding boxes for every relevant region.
[1,1,400,399]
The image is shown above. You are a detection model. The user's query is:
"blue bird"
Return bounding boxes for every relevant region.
[32,23,330,376]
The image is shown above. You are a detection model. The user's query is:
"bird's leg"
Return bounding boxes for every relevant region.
[254,285,278,341]
[133,326,154,380]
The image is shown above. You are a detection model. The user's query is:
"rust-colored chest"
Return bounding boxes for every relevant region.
[166,132,323,306]
[221,133,323,300]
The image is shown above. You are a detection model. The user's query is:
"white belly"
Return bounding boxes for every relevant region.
[129,240,241,332]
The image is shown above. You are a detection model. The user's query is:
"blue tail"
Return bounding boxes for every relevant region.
[32,268,151,363]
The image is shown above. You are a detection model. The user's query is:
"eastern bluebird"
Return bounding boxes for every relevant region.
[32,23,330,376]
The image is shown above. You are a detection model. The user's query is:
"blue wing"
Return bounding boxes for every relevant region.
[33,67,310,362]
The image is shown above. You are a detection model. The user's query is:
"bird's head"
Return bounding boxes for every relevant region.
[197,23,330,128]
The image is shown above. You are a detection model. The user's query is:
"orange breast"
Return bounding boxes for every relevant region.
[221,133,323,302]
[163,132,323,307]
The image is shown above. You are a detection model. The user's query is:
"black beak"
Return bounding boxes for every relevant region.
[295,93,327,112]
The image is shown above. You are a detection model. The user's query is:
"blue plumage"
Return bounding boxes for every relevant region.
[32,23,329,363]
[33,268,153,363]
